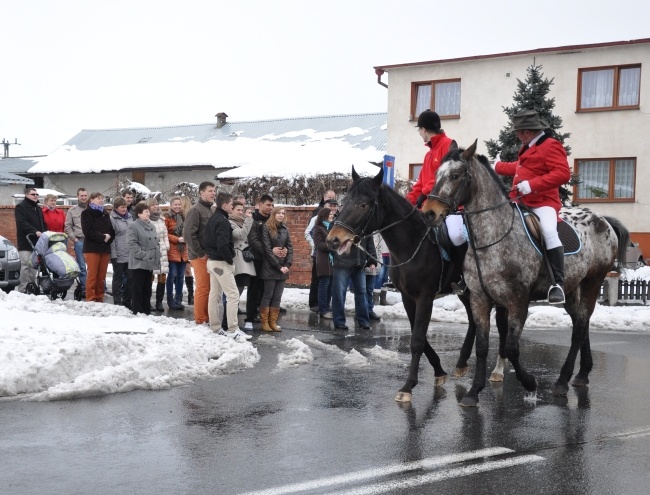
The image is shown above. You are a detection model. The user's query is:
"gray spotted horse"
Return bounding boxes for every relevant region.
[422,140,629,407]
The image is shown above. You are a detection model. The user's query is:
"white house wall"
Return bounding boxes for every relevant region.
[385,42,649,234]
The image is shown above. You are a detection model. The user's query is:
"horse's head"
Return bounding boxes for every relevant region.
[327,166,383,255]
[422,140,477,226]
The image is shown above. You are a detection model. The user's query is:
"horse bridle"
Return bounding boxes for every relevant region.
[332,194,432,269]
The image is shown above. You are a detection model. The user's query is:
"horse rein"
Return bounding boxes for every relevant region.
[428,156,517,300]
[333,194,434,269]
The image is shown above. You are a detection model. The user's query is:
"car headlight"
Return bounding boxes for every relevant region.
[7,246,19,261]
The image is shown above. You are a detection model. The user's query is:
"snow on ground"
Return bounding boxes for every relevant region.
[1,266,648,402]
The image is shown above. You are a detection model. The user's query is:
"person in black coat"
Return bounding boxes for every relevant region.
[259,206,293,332]
[14,187,46,292]
[81,192,115,302]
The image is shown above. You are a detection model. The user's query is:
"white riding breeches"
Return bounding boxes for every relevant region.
[531,205,562,249]
[445,214,466,247]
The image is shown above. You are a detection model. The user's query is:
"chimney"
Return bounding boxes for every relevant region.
[215,112,228,129]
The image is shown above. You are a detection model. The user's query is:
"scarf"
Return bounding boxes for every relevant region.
[77,201,87,209]
[149,210,161,222]
[45,205,56,211]
[229,213,245,229]
[167,211,184,237]
[89,202,104,213]
[119,210,130,219]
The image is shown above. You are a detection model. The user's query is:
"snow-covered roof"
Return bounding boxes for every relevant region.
[0,170,34,185]
[28,113,388,178]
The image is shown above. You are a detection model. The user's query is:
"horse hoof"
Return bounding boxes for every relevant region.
[434,374,448,386]
[459,396,478,408]
[553,383,569,397]
[571,377,589,387]
[395,391,412,403]
[523,376,538,392]
[489,372,504,382]
[454,367,469,378]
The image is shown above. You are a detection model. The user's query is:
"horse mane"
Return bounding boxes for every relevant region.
[347,172,420,220]
[442,147,509,199]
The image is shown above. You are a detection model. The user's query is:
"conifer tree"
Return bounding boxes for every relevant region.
[485,64,577,204]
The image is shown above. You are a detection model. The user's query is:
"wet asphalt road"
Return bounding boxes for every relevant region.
[2,306,650,495]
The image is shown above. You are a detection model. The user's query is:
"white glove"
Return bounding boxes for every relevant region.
[516,180,531,196]
[491,153,501,170]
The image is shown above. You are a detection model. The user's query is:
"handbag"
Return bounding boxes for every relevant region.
[241,246,256,262]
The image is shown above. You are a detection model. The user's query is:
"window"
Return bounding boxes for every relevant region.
[578,65,641,111]
[574,158,636,202]
[409,164,422,181]
[411,79,461,119]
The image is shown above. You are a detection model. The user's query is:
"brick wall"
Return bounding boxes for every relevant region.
[0,205,316,286]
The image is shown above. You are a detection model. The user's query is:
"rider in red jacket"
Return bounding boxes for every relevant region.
[406,110,455,207]
[494,110,571,304]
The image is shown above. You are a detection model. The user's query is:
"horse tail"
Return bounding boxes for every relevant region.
[604,216,630,273]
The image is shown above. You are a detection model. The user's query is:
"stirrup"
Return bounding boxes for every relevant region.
[548,284,565,305]
[451,280,467,296]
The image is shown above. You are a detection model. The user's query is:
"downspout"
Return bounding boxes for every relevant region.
[375,68,387,88]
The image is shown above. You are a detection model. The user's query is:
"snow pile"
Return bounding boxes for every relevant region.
[0,291,259,401]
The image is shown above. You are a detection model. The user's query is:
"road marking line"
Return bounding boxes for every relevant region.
[329,455,545,495]
[604,427,650,440]
[238,447,513,495]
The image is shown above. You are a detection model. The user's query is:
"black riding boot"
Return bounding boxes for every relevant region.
[155,282,165,312]
[449,242,469,295]
[547,246,566,304]
[185,276,194,305]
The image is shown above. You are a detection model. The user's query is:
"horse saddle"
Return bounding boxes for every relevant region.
[516,204,581,255]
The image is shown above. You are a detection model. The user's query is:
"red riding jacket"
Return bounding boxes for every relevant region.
[406,132,454,205]
[495,134,571,213]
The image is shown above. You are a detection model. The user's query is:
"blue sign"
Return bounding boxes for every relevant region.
[383,155,395,189]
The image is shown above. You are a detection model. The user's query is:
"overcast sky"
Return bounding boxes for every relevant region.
[1,0,647,157]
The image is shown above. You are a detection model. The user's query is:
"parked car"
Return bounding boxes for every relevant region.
[0,235,21,293]
[625,241,646,269]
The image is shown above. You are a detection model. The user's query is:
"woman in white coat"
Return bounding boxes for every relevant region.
[229,201,256,330]
[144,198,169,311]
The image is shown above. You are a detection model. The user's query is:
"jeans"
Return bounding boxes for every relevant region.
[74,239,87,288]
[111,260,132,304]
[332,266,369,327]
[374,254,390,290]
[167,262,186,304]
[366,275,376,313]
[318,276,332,314]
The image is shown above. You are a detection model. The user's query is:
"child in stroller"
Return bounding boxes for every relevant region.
[27,232,82,301]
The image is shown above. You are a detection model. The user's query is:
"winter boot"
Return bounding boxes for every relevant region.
[269,307,282,332]
[373,291,380,307]
[155,282,165,312]
[547,246,566,304]
[379,289,388,306]
[449,242,469,295]
[185,276,194,305]
[260,307,273,332]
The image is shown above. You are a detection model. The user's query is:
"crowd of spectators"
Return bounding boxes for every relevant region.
[14,183,391,342]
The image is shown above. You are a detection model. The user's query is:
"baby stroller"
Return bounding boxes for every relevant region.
[26,232,82,301]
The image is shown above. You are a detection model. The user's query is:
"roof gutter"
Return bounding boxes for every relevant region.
[375,68,387,88]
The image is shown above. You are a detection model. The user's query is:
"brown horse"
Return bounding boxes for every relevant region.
[422,141,629,407]
[327,166,509,402]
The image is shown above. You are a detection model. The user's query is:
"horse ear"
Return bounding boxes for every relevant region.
[461,139,478,161]
[372,166,384,188]
[449,140,459,152]
[352,165,361,182]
